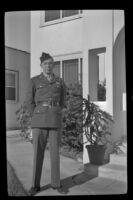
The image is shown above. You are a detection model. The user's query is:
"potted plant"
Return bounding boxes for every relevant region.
[82,95,114,165]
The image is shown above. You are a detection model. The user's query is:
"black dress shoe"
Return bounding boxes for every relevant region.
[51,185,67,194]
[28,186,41,196]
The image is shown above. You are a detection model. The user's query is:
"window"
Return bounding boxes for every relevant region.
[5,69,18,102]
[53,53,82,86]
[41,10,82,26]
[62,10,79,18]
[53,61,60,77]
[45,10,60,22]
[89,48,106,102]
[62,59,78,86]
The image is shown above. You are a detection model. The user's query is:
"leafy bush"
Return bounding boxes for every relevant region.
[61,83,83,152]
[16,103,32,140]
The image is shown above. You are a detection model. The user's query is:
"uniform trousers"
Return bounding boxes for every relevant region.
[32,128,61,188]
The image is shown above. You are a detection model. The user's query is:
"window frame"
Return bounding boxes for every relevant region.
[5,69,19,103]
[53,52,83,85]
[88,47,107,105]
[40,10,83,27]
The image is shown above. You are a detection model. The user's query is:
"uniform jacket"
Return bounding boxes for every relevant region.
[25,73,66,128]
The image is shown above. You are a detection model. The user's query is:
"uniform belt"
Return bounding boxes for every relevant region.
[37,101,59,107]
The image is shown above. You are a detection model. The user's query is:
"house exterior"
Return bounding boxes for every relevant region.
[5,11,31,129]
[5,46,30,129]
[30,10,126,164]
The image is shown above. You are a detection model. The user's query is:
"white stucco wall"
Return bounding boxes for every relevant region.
[113,10,125,141]
[31,11,83,77]
[82,10,113,113]
[113,10,125,43]
[112,10,125,140]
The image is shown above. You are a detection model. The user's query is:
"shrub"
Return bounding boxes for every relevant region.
[61,83,83,152]
[16,103,31,140]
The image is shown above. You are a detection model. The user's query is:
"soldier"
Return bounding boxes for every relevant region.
[25,52,66,195]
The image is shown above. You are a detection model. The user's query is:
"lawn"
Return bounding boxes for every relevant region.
[7,160,28,196]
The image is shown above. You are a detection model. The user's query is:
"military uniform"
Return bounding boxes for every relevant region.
[25,72,66,189]
[26,72,66,128]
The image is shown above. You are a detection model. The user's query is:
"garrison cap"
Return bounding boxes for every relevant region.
[40,52,53,63]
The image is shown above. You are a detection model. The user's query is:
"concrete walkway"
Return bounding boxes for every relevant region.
[6,130,127,195]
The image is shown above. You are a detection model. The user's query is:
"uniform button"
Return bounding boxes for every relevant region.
[40,85,42,88]
[37,110,40,113]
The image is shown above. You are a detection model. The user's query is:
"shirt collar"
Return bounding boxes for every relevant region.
[40,72,56,82]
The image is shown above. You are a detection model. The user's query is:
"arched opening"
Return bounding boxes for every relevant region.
[113,27,126,141]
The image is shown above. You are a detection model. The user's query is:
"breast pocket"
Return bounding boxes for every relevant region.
[52,83,62,93]
[36,84,46,90]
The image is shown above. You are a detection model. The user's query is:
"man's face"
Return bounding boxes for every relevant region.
[41,58,54,75]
